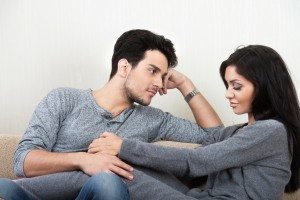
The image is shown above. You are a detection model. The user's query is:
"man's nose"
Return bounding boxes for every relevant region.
[153,76,163,89]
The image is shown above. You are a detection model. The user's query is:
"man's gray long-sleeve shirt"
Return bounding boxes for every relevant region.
[120,119,292,200]
[14,87,211,176]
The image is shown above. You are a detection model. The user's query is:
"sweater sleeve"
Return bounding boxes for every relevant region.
[152,111,223,144]
[119,120,288,178]
[13,88,72,177]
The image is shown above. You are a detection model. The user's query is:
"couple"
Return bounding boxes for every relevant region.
[0,29,299,200]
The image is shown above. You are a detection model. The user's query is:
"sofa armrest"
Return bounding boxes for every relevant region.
[0,134,21,179]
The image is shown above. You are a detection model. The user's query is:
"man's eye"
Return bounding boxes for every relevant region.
[149,69,156,74]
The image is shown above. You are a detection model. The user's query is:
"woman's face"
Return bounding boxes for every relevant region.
[224,65,255,118]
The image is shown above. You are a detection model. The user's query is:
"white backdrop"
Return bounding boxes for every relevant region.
[0,0,299,134]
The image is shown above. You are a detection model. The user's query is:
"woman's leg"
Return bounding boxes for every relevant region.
[76,172,129,200]
[126,169,198,200]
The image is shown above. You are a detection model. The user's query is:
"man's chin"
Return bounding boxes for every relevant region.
[135,98,151,106]
[138,101,151,106]
[129,94,152,106]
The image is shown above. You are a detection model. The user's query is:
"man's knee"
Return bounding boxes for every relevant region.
[89,172,127,193]
[77,172,129,200]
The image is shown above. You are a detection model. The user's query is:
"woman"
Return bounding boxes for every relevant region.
[92,45,300,199]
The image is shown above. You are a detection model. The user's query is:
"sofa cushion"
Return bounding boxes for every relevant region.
[0,134,21,179]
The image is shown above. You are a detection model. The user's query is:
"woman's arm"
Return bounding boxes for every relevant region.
[119,120,288,177]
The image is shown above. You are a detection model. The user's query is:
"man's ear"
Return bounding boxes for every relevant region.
[117,59,132,78]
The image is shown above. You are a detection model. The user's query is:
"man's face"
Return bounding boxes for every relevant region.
[124,50,168,106]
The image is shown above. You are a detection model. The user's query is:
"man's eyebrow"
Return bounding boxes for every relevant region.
[149,64,160,70]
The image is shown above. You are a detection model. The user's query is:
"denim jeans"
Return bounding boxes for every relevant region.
[0,173,129,200]
[0,178,36,200]
[76,172,130,200]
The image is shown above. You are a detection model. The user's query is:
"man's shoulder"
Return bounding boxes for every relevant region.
[41,87,91,107]
[47,87,89,99]
[49,87,87,95]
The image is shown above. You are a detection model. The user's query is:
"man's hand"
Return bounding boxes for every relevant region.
[88,132,122,156]
[78,152,133,180]
[159,69,189,95]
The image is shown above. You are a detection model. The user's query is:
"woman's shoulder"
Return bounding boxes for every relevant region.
[251,119,285,131]
[224,119,286,138]
[242,119,287,140]
[227,119,285,131]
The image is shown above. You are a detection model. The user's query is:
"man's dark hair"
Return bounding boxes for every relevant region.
[110,29,178,79]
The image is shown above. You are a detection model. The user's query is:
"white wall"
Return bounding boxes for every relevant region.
[1,0,299,134]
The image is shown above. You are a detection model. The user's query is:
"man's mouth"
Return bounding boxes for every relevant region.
[147,90,157,97]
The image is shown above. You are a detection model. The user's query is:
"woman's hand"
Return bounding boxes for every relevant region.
[88,132,123,156]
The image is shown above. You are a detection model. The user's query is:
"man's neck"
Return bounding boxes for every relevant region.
[92,81,133,117]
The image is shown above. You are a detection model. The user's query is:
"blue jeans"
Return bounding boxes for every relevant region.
[0,178,36,200]
[0,173,129,200]
[76,172,130,200]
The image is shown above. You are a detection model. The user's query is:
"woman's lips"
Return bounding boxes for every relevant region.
[230,102,238,107]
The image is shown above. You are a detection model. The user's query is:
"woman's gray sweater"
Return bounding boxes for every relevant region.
[120,119,291,200]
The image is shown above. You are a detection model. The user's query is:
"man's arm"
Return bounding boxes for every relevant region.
[24,149,133,179]
[162,69,222,128]
[14,88,132,179]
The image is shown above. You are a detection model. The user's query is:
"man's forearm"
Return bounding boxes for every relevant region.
[23,149,82,177]
[178,79,222,128]
[23,149,134,180]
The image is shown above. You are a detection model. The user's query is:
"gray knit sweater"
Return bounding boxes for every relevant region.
[120,120,291,200]
[13,87,219,199]
[13,87,213,177]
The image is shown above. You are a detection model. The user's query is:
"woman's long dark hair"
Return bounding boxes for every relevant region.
[219,45,300,192]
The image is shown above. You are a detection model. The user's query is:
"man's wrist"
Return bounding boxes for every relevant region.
[177,79,196,96]
[184,88,200,103]
[73,152,85,170]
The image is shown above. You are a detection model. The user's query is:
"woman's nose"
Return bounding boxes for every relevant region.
[225,89,234,99]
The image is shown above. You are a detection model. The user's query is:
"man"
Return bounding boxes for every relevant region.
[0,29,221,199]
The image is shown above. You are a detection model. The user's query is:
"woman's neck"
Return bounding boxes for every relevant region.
[248,113,255,125]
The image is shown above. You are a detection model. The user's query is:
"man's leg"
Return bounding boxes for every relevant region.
[15,171,90,200]
[0,178,37,200]
[76,172,129,200]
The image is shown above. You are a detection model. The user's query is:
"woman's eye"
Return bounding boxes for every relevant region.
[233,83,242,90]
